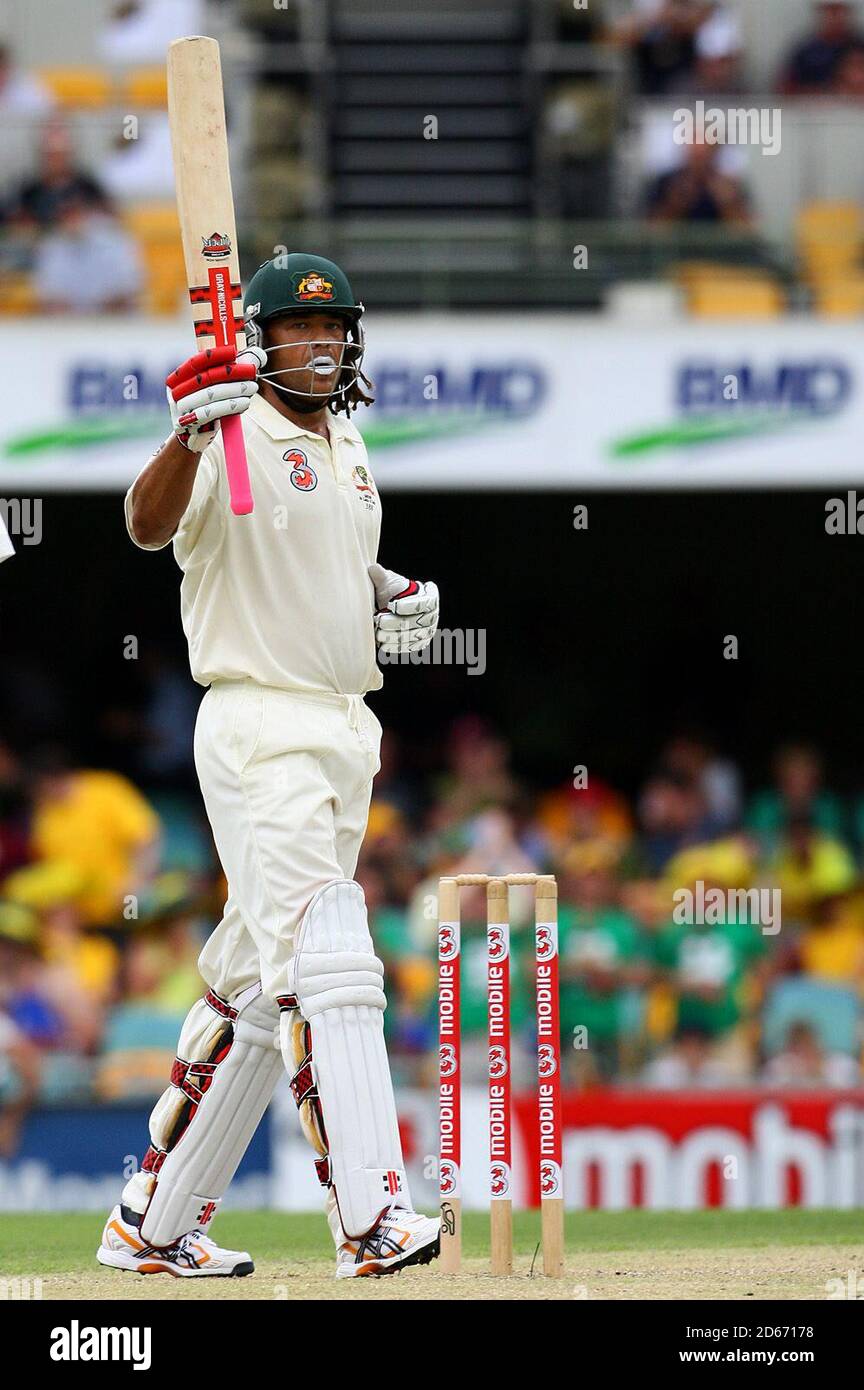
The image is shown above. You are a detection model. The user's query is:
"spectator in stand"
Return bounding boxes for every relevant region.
[0,898,72,1051]
[429,717,521,834]
[661,732,742,832]
[636,767,720,875]
[100,113,178,204]
[123,873,206,1016]
[762,1020,860,1087]
[652,881,770,1074]
[832,38,864,93]
[536,776,633,861]
[2,863,119,1055]
[0,42,55,118]
[0,42,57,204]
[778,0,864,95]
[8,120,109,230]
[0,904,42,1156]
[557,840,649,1083]
[610,0,714,95]
[748,745,844,848]
[28,749,160,930]
[33,191,143,314]
[794,891,864,987]
[670,7,746,94]
[645,136,752,224]
[642,1023,738,1088]
[767,816,857,923]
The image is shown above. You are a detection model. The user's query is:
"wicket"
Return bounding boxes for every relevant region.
[437,873,564,1277]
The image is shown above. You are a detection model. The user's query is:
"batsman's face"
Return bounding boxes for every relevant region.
[265,313,348,396]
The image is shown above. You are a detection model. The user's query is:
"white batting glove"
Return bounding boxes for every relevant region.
[369,562,439,655]
[166,345,267,452]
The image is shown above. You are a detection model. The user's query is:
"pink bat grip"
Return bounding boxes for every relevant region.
[222,414,253,516]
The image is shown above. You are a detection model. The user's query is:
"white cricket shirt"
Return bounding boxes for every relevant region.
[125,394,383,695]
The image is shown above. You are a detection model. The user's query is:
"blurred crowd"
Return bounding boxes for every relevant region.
[4,1,864,313]
[0,0,200,313]
[611,0,864,100]
[2,708,864,1152]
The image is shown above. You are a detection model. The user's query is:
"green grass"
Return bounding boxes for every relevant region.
[1,1209,861,1277]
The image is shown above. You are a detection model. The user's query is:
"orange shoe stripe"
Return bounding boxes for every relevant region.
[109,1220,146,1252]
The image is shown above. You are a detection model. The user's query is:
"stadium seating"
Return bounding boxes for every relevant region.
[36,67,111,108]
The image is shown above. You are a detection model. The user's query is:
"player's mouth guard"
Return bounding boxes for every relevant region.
[260,342,350,395]
[277,879,410,1241]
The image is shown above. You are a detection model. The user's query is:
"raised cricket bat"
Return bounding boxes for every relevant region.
[167,36,253,516]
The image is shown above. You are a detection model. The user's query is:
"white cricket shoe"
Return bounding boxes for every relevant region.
[97,1204,254,1278]
[336,1207,440,1279]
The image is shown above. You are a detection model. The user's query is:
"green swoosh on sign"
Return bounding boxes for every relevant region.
[610,411,812,458]
[4,416,164,458]
[4,411,498,460]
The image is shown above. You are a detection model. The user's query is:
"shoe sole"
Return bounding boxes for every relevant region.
[97,1247,254,1278]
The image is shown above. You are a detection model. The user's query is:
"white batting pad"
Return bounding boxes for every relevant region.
[281,880,410,1239]
[135,984,282,1246]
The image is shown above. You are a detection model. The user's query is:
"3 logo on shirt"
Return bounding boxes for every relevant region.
[284,449,317,491]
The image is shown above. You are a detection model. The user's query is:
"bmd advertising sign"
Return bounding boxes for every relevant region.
[0,318,862,491]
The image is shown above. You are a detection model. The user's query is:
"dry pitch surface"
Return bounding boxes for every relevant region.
[2,1211,862,1301]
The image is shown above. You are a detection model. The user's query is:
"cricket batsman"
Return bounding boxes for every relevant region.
[97,253,441,1279]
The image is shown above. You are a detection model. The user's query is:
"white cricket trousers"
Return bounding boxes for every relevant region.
[194,680,382,1004]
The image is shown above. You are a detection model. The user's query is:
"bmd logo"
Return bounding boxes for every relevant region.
[677,360,851,417]
[611,357,855,459]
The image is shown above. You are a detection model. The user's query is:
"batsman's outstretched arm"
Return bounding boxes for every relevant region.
[128,343,265,547]
[127,434,202,549]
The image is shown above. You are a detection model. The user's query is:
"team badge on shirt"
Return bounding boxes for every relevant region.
[352,464,377,511]
[285,449,317,490]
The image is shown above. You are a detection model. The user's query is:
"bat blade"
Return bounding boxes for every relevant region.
[167,35,253,516]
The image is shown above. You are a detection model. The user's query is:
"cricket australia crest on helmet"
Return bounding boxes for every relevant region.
[439,1041,459,1078]
[538,1042,558,1079]
[292,269,335,302]
[536,923,558,961]
[201,231,231,260]
[439,922,460,960]
[487,924,509,962]
[490,1161,510,1198]
[488,1043,509,1080]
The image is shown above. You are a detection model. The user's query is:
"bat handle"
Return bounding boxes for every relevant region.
[222,414,254,516]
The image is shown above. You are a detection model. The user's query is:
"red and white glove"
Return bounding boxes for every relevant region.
[166,344,267,452]
[368,562,439,656]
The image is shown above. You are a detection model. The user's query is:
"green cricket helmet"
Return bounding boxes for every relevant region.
[244,252,371,414]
